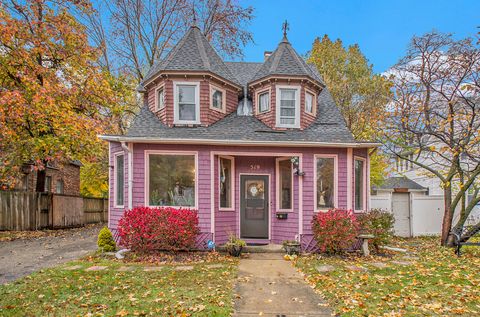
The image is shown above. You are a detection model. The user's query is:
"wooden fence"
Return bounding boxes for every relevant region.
[0,191,108,231]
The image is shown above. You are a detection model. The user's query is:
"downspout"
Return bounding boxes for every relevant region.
[121,141,133,210]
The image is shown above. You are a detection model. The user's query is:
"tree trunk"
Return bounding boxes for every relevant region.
[35,168,46,192]
[441,186,454,246]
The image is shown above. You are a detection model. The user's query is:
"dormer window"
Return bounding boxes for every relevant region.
[174,82,200,124]
[257,89,270,113]
[155,86,165,111]
[305,90,316,115]
[210,85,226,112]
[276,86,300,128]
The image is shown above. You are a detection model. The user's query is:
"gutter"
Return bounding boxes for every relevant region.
[101,135,381,148]
[120,141,133,209]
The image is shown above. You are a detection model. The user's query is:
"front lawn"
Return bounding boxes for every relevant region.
[296,237,480,316]
[0,255,237,316]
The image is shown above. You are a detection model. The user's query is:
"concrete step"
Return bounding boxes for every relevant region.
[217,244,284,253]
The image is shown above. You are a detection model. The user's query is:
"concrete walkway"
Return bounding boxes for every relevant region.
[233,253,332,317]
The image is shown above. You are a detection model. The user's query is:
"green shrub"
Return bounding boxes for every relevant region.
[97,226,116,252]
[357,209,395,253]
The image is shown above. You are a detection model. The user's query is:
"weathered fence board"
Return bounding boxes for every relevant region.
[0,192,108,231]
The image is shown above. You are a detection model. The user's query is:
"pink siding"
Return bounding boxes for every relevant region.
[108,142,129,231]
[108,143,358,245]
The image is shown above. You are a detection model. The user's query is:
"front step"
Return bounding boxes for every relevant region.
[217,244,284,253]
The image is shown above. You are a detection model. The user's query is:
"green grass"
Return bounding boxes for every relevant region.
[296,237,480,316]
[0,257,237,316]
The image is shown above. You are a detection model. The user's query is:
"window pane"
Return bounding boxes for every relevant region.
[212,90,223,109]
[149,155,195,207]
[316,158,334,209]
[220,158,232,208]
[281,89,295,100]
[279,160,292,209]
[178,85,195,103]
[116,155,124,206]
[280,107,295,116]
[56,180,64,194]
[45,176,52,192]
[305,93,313,113]
[259,92,269,112]
[179,103,196,121]
[355,160,364,210]
[280,118,295,125]
[157,89,164,109]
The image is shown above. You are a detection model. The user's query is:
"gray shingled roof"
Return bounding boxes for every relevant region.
[374,177,427,191]
[225,62,262,87]
[250,36,324,84]
[142,26,240,87]
[124,88,357,143]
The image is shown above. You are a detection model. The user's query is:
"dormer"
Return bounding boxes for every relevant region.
[138,25,242,127]
[248,34,324,130]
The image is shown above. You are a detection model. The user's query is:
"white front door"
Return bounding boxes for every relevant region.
[392,193,411,237]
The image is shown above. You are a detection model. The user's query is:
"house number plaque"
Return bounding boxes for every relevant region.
[250,164,260,171]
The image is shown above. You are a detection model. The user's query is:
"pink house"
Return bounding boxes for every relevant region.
[101,24,378,251]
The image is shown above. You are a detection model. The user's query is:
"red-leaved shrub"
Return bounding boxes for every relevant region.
[118,207,199,252]
[312,209,359,254]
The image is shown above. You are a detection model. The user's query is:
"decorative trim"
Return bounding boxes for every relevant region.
[113,152,125,209]
[313,154,338,212]
[354,156,368,212]
[275,85,301,128]
[346,148,353,210]
[173,81,201,125]
[218,155,235,211]
[210,84,227,113]
[275,157,294,212]
[144,150,199,209]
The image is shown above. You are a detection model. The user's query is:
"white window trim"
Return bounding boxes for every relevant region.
[256,87,271,114]
[144,150,199,209]
[314,154,338,212]
[276,85,301,128]
[276,157,294,212]
[155,84,165,112]
[113,152,125,208]
[218,155,235,211]
[173,81,201,124]
[304,88,317,116]
[210,84,227,113]
[354,156,367,212]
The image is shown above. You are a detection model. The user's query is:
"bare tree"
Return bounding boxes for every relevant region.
[85,0,254,81]
[384,31,480,246]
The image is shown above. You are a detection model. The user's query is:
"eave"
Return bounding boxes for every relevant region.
[99,135,381,149]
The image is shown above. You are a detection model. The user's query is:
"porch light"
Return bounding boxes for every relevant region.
[290,156,305,176]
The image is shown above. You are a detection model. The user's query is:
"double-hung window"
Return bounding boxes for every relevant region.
[219,157,233,209]
[354,157,366,211]
[276,86,300,128]
[257,90,270,113]
[155,86,165,111]
[174,82,200,124]
[115,153,124,207]
[305,90,315,114]
[211,86,225,112]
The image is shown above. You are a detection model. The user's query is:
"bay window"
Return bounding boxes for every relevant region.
[211,86,225,112]
[174,82,200,124]
[219,157,233,209]
[355,158,366,211]
[305,90,315,114]
[277,159,293,210]
[148,153,196,207]
[276,86,300,128]
[316,156,336,210]
[258,90,270,113]
[115,153,124,207]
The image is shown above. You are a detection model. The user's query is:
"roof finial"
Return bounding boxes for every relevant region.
[192,5,197,27]
[282,20,289,40]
